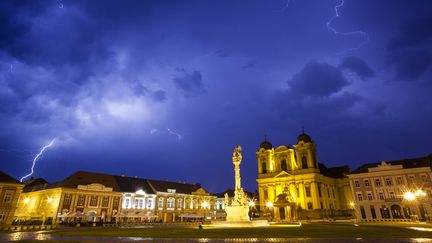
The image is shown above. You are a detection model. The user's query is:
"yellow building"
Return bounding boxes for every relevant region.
[256,132,353,221]
[0,171,23,227]
[15,173,123,225]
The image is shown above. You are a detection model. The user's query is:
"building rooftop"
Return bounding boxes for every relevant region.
[319,164,351,178]
[0,171,20,184]
[350,154,432,174]
[23,170,210,195]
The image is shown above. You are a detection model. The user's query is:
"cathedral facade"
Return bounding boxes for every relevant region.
[256,132,353,220]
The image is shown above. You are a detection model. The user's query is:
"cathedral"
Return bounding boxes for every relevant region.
[256,131,354,220]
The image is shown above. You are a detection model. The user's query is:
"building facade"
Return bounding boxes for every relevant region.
[0,171,23,226]
[348,155,432,222]
[14,171,216,224]
[256,132,353,221]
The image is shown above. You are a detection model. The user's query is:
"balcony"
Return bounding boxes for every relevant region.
[384,198,402,203]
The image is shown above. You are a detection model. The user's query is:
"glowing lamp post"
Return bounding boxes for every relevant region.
[404,189,428,221]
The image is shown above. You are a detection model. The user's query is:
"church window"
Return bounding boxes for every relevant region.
[261,161,267,173]
[280,159,287,172]
[307,202,313,210]
[301,156,308,169]
[305,186,311,197]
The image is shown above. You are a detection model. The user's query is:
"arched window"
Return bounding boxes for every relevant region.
[261,161,267,173]
[301,156,308,169]
[158,198,164,209]
[167,197,175,209]
[280,159,287,172]
[177,198,183,210]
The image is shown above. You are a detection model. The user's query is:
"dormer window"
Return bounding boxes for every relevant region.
[167,189,176,193]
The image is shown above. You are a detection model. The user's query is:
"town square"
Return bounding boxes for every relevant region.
[1,0,431,242]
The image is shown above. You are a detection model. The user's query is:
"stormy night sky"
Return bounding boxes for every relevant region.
[0,0,431,193]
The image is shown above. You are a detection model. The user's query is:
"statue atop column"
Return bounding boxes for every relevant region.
[229,145,249,207]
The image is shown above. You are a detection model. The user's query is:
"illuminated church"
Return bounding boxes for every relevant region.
[256,131,354,220]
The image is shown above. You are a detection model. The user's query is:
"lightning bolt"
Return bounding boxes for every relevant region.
[326,0,370,52]
[167,128,183,141]
[20,139,56,182]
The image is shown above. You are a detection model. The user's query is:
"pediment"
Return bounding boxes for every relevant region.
[274,171,291,178]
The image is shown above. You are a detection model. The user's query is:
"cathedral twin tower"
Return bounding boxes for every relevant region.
[256,131,352,220]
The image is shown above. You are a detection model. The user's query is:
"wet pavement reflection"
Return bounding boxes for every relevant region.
[1,231,432,242]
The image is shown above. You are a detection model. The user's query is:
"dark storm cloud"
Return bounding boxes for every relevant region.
[288,61,350,97]
[387,16,432,81]
[387,16,432,51]
[338,56,374,80]
[388,49,432,81]
[172,68,206,97]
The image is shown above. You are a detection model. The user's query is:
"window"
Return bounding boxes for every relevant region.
[421,175,428,183]
[261,161,267,173]
[364,179,370,187]
[147,198,153,209]
[90,196,98,206]
[354,180,360,188]
[305,186,311,197]
[375,178,381,186]
[167,189,176,193]
[280,159,287,171]
[0,211,6,222]
[396,177,403,185]
[102,197,109,207]
[3,190,13,203]
[360,206,366,219]
[63,194,72,206]
[408,175,415,183]
[367,193,373,200]
[327,188,330,198]
[167,198,175,209]
[307,202,313,210]
[77,195,85,206]
[301,156,308,169]
[378,192,384,200]
[177,198,183,210]
[158,198,164,209]
[296,188,300,197]
[385,178,392,186]
[370,206,377,219]
[263,190,268,200]
[124,198,130,208]
[357,193,363,201]
[318,186,322,197]
[193,199,198,209]
[389,192,395,199]
[113,197,119,208]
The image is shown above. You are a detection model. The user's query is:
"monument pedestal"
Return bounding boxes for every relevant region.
[225,205,250,222]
